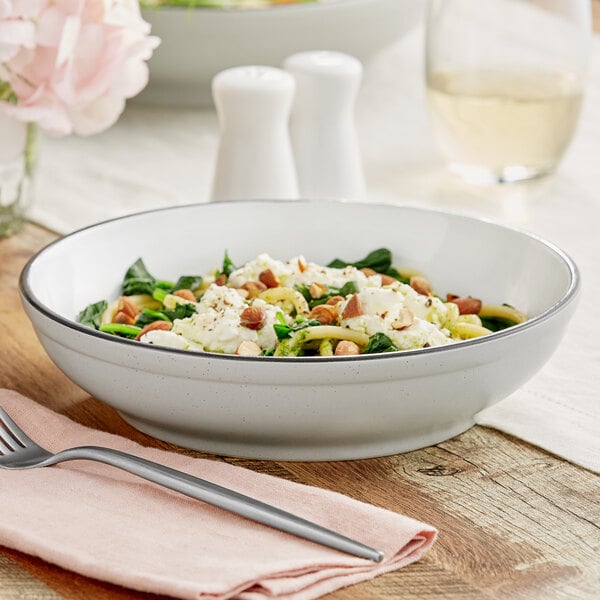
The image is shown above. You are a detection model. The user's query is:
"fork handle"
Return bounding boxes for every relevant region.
[54,446,383,562]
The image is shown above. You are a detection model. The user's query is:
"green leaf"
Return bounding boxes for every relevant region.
[273,318,321,340]
[338,281,359,297]
[135,308,172,327]
[479,316,518,332]
[163,303,197,321]
[364,332,399,354]
[77,300,107,330]
[327,248,409,283]
[273,329,311,357]
[273,324,292,340]
[328,248,393,272]
[124,259,202,297]
[219,251,236,277]
[135,303,196,326]
[122,258,157,296]
[173,275,202,291]
[295,280,359,309]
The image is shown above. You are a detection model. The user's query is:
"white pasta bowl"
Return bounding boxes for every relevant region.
[20,201,579,460]
[136,0,424,106]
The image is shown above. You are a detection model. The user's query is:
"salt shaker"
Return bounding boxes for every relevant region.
[210,66,299,202]
[283,51,366,200]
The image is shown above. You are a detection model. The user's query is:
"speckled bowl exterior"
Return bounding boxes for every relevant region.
[20,201,580,460]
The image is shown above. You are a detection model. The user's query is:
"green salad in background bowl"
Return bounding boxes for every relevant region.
[141,0,322,7]
[134,0,424,107]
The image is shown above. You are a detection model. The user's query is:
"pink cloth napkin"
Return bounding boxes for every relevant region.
[0,389,437,600]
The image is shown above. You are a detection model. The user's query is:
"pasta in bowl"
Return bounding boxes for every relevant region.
[78,249,526,358]
[20,201,579,460]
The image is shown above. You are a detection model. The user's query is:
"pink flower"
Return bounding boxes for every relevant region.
[0,0,159,135]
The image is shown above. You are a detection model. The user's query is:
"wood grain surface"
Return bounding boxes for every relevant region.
[2,5,600,597]
[1,220,599,600]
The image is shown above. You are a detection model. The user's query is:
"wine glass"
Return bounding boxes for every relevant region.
[425,0,592,185]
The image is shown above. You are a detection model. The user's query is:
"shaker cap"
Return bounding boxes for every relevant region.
[283,51,363,81]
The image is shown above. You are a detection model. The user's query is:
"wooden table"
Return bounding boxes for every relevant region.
[2,6,600,598]
[2,228,600,600]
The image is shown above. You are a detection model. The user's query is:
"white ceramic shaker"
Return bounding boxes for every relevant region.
[283,51,366,200]
[210,66,299,202]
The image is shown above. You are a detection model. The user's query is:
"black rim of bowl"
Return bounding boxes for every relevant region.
[19,199,581,364]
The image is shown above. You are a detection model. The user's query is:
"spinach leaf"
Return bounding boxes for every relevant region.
[364,332,399,354]
[479,316,518,332]
[295,280,359,309]
[273,318,321,341]
[77,300,107,330]
[135,308,172,327]
[327,248,408,283]
[219,251,236,277]
[123,258,202,298]
[136,303,197,327]
[328,248,392,272]
[122,258,156,296]
[163,303,198,321]
[338,281,359,297]
[173,275,203,291]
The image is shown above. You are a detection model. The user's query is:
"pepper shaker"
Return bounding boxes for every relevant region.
[283,51,366,200]
[210,66,298,202]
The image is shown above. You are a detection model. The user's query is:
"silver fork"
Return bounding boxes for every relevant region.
[0,406,383,562]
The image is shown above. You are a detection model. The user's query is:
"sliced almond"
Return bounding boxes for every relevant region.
[360,268,377,276]
[341,294,364,319]
[236,340,262,356]
[309,282,327,299]
[410,275,432,296]
[135,320,172,341]
[379,274,397,286]
[297,257,308,273]
[173,289,196,302]
[449,296,482,315]
[113,310,135,325]
[259,268,279,288]
[117,296,140,319]
[326,295,344,306]
[392,307,414,330]
[240,280,268,299]
[309,304,339,325]
[240,306,266,330]
[334,340,361,356]
[214,273,227,286]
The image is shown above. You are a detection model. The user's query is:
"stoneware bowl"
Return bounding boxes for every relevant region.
[20,201,579,460]
[137,0,424,106]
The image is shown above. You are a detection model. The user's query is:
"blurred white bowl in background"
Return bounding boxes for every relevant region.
[136,0,425,107]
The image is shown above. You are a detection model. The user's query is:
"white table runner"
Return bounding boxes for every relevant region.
[30,27,600,474]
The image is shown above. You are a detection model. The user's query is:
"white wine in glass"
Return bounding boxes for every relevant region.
[425,0,591,184]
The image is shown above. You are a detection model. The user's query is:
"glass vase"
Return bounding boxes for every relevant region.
[0,115,37,238]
